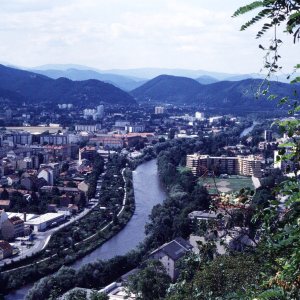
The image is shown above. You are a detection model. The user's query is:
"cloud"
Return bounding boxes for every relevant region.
[0,0,297,73]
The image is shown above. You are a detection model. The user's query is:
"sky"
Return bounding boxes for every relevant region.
[0,0,298,74]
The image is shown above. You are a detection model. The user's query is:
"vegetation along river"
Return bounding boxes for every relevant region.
[6,159,166,300]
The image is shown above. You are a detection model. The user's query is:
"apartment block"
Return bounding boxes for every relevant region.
[186,153,262,177]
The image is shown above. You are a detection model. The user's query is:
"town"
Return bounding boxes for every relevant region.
[0,96,295,299]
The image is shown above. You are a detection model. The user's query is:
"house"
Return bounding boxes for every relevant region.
[1,216,24,240]
[59,194,72,207]
[0,240,13,260]
[1,219,15,240]
[38,168,54,185]
[149,237,193,281]
[0,200,11,210]
[9,216,25,237]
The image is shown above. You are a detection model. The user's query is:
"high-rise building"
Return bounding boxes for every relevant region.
[264,130,273,142]
[96,105,105,119]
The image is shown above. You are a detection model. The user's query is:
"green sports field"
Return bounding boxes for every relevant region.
[199,176,254,194]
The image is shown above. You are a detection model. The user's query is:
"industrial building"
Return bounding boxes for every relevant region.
[25,212,66,232]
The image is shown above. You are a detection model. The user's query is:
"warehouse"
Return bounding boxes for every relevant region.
[25,213,65,232]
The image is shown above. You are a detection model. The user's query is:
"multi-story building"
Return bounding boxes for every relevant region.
[40,134,68,145]
[195,112,205,120]
[75,124,101,132]
[155,106,164,114]
[149,237,193,281]
[2,132,32,146]
[264,130,273,142]
[79,146,98,164]
[90,135,124,149]
[125,124,145,133]
[186,153,262,177]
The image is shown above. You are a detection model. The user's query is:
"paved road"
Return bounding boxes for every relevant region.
[0,204,98,267]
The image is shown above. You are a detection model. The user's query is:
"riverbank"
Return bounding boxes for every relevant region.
[1,159,135,297]
[23,159,166,300]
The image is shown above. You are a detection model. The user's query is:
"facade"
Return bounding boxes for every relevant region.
[40,134,68,145]
[25,212,65,232]
[195,112,204,120]
[38,168,54,185]
[75,124,101,132]
[79,146,97,164]
[125,124,145,133]
[0,240,13,260]
[149,237,193,281]
[155,106,165,114]
[2,132,32,146]
[90,135,124,149]
[186,153,262,177]
[1,219,14,240]
[264,130,273,142]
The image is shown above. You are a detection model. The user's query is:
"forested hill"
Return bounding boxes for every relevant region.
[131,74,299,110]
[130,75,203,104]
[0,64,136,106]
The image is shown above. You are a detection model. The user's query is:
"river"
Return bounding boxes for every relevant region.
[239,121,259,138]
[6,159,166,300]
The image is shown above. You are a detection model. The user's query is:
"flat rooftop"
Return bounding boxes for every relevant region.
[25,213,65,225]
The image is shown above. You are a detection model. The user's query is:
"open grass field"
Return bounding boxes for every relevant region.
[199,176,254,194]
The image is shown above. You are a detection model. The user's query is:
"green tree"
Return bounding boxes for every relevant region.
[125,260,171,300]
[65,288,87,300]
[233,1,300,298]
[90,291,109,300]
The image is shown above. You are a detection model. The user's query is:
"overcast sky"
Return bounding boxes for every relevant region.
[0,0,298,74]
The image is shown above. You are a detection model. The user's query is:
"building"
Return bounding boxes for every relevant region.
[149,237,193,281]
[125,124,145,133]
[0,210,8,228]
[155,106,165,114]
[264,130,273,142]
[195,112,205,120]
[3,132,32,146]
[96,105,104,119]
[0,200,10,210]
[75,124,101,132]
[25,212,66,232]
[90,135,124,149]
[186,153,262,177]
[38,168,54,185]
[40,134,68,145]
[237,156,262,177]
[0,240,13,260]
[1,216,24,239]
[79,146,98,164]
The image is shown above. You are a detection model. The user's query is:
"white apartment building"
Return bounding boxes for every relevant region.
[186,153,262,177]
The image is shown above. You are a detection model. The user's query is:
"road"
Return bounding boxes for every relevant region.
[0,201,99,267]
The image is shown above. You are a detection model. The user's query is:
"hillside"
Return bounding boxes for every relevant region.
[131,75,299,110]
[33,68,146,91]
[0,65,136,105]
[196,75,218,84]
[131,75,203,104]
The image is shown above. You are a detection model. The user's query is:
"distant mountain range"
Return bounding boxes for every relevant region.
[0,64,136,106]
[31,68,146,91]
[0,63,298,111]
[131,75,300,111]
[28,64,299,84]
